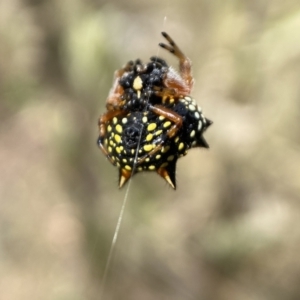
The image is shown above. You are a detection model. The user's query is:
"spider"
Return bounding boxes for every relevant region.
[98,32,212,189]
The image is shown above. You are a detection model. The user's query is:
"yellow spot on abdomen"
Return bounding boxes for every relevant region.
[163,121,171,128]
[155,129,163,136]
[147,123,157,131]
[167,155,175,161]
[144,144,154,152]
[161,146,170,153]
[188,104,196,111]
[116,124,123,133]
[116,146,122,154]
[146,133,153,141]
[114,134,121,143]
[190,130,195,138]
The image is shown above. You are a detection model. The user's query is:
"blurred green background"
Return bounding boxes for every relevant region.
[1,0,300,299]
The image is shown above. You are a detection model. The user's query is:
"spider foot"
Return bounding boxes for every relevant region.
[159,32,183,58]
[159,32,194,92]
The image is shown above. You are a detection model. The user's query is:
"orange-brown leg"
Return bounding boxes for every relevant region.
[98,109,127,138]
[153,86,178,104]
[159,32,194,94]
[98,142,116,165]
[151,105,182,139]
[105,61,134,111]
[98,110,127,164]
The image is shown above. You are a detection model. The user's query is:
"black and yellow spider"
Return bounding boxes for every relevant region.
[98,32,212,189]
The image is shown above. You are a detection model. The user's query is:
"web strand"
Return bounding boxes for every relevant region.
[99,177,132,299]
[99,7,170,299]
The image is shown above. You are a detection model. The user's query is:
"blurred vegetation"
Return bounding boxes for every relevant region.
[1,0,300,299]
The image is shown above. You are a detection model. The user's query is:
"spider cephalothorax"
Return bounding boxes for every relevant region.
[98,32,212,189]
[118,58,169,111]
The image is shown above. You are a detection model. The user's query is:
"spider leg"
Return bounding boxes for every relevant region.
[159,32,194,93]
[97,138,116,165]
[137,104,182,164]
[153,86,177,104]
[151,105,182,139]
[98,110,127,138]
[105,61,134,111]
[98,110,130,180]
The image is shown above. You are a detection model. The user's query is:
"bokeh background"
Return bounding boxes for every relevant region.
[1,0,300,299]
